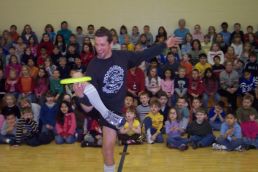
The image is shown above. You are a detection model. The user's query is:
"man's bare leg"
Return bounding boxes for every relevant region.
[102,126,117,172]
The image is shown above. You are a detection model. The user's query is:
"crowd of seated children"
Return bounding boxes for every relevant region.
[0,20,257,152]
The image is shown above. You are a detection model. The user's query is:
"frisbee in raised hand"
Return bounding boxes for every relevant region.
[60,76,92,84]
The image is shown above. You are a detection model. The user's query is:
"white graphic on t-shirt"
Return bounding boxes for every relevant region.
[102,65,124,94]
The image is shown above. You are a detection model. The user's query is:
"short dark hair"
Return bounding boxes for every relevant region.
[46,91,55,97]
[10,25,17,29]
[157,90,168,99]
[150,98,161,108]
[221,22,228,27]
[88,24,94,29]
[76,26,83,30]
[199,53,207,59]
[226,112,236,118]
[249,51,257,58]
[5,113,16,119]
[215,101,225,109]
[196,107,206,114]
[61,21,68,25]
[243,94,254,103]
[95,27,113,43]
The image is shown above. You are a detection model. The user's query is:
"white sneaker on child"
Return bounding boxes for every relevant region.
[5,138,11,144]
[212,143,221,150]
[146,129,154,144]
[235,146,243,152]
[212,143,227,150]
[220,145,227,150]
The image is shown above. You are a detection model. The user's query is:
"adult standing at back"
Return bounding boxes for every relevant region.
[173,19,190,41]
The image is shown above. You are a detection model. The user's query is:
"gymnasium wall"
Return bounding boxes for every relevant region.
[0,0,257,37]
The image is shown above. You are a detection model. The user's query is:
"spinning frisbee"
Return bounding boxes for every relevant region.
[60,76,92,84]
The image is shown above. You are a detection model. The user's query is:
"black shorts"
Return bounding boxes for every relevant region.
[99,112,121,131]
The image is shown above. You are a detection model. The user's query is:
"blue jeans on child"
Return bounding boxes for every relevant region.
[216,136,242,151]
[144,117,164,143]
[0,134,15,144]
[55,135,76,144]
[189,134,215,147]
[242,137,258,149]
[167,136,189,148]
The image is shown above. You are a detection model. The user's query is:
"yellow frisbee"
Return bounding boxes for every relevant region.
[60,77,92,84]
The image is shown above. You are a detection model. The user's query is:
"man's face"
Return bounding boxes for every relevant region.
[95,36,112,59]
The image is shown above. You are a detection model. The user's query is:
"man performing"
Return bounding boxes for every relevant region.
[69,27,180,172]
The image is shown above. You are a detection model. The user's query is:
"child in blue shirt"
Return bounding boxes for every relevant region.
[213,113,242,151]
[208,101,226,130]
[39,91,58,142]
[0,113,16,144]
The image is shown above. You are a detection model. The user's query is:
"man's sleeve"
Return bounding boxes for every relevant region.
[126,43,167,68]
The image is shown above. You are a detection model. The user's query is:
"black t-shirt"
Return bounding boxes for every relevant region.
[86,43,166,114]
[174,77,188,90]
[186,120,213,137]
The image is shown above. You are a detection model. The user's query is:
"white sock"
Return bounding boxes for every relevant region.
[146,129,153,144]
[104,164,115,172]
[84,84,109,118]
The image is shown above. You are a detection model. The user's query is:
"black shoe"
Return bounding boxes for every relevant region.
[167,144,175,149]
[179,144,188,151]
[136,135,143,144]
[81,141,88,147]
[81,141,101,147]
[191,142,198,149]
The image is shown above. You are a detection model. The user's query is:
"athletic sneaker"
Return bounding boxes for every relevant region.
[5,138,11,144]
[235,146,243,152]
[212,143,227,150]
[104,111,126,129]
[179,144,188,151]
[212,143,220,150]
[191,142,198,149]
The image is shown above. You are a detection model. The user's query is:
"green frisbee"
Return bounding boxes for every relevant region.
[60,77,92,84]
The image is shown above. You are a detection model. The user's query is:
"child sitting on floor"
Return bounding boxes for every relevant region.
[187,108,215,149]
[118,106,142,145]
[143,98,164,144]
[81,118,102,147]
[212,112,243,151]
[166,108,189,151]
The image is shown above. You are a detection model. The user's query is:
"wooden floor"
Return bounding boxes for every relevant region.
[0,142,257,172]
